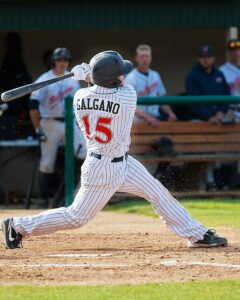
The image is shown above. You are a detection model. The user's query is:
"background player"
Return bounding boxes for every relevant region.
[29,47,86,208]
[1,51,227,250]
[125,44,177,126]
[220,39,240,97]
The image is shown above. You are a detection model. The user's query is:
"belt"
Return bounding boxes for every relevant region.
[53,117,65,122]
[90,152,128,163]
[41,117,65,122]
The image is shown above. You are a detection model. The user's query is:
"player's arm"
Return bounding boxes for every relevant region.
[160,105,177,121]
[135,107,161,127]
[157,73,177,121]
[29,99,47,141]
[29,101,40,129]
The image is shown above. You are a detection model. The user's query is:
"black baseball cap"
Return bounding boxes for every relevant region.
[227,39,240,50]
[197,45,215,57]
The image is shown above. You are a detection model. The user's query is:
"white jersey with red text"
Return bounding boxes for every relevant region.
[125,68,166,118]
[13,84,207,243]
[30,70,80,118]
[73,84,136,158]
[220,62,240,95]
[30,70,86,173]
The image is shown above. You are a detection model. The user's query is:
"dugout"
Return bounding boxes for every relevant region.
[0,0,240,201]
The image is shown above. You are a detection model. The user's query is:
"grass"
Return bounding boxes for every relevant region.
[1,199,239,300]
[0,281,240,300]
[105,198,240,229]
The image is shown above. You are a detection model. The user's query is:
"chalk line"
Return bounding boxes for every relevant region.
[160,260,240,269]
[46,253,112,258]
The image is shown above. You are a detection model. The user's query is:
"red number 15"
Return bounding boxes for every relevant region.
[82,115,112,144]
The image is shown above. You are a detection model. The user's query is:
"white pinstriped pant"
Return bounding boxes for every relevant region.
[13,155,207,242]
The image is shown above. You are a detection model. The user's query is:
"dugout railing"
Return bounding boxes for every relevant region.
[64,95,240,206]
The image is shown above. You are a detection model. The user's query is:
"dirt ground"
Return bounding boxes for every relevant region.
[0,209,239,285]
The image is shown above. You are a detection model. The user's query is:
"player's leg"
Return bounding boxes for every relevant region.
[38,119,64,207]
[6,182,118,241]
[118,155,227,246]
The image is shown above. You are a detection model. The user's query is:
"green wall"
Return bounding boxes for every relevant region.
[0,0,239,30]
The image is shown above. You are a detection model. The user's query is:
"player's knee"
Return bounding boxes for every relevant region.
[66,206,93,228]
[39,162,54,173]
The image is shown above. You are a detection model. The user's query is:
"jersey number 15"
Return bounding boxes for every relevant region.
[82,115,112,144]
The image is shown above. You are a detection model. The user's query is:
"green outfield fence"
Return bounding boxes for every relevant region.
[64,95,240,206]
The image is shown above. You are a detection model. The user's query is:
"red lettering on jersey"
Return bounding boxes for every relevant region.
[138,81,159,97]
[49,86,74,109]
[95,117,112,144]
[82,116,113,144]
[82,115,92,140]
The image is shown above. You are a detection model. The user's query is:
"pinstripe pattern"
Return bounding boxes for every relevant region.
[13,84,208,243]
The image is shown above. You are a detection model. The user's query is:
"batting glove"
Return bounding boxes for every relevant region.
[35,128,47,142]
[71,63,90,81]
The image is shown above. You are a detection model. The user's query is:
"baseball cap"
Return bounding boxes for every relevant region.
[227,39,240,50]
[197,45,215,57]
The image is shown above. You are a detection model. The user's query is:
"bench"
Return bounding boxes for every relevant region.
[127,121,240,198]
[130,121,240,163]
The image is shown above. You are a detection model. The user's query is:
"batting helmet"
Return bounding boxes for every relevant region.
[51,47,71,61]
[89,51,133,88]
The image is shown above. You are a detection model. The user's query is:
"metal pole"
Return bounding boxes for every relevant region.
[64,96,75,206]
[137,95,240,105]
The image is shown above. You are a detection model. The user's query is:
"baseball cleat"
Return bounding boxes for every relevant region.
[1,218,22,249]
[187,229,228,248]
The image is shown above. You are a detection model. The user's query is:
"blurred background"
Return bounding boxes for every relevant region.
[1,0,240,207]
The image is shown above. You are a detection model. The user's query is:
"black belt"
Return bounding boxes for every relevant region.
[53,117,65,122]
[41,117,65,122]
[90,152,128,163]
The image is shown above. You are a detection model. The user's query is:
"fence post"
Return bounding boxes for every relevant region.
[64,96,74,206]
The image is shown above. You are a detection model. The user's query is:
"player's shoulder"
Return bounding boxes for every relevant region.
[149,68,159,76]
[74,87,88,99]
[125,68,138,80]
[34,70,54,83]
[119,84,137,95]
[219,62,229,72]
[149,69,163,81]
[117,84,137,105]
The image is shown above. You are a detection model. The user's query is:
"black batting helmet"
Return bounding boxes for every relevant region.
[89,51,133,88]
[51,47,71,61]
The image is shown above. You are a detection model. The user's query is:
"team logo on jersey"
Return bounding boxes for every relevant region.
[49,86,74,109]
[77,98,120,115]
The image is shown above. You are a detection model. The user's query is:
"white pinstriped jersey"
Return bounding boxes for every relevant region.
[73,84,137,157]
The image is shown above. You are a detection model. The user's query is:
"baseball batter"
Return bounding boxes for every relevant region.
[1,51,227,249]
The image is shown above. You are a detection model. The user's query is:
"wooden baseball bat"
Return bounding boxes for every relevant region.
[1,73,73,102]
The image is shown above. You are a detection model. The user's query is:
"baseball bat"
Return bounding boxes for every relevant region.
[1,73,73,102]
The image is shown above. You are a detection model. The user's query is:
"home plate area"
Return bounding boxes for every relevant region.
[0,210,239,285]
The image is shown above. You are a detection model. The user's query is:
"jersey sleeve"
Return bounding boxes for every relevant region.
[157,73,167,96]
[30,74,47,101]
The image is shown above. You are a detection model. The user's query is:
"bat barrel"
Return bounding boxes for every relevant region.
[1,73,73,102]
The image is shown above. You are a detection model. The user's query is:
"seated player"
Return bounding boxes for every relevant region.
[125,44,177,125]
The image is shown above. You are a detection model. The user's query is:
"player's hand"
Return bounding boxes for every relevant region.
[168,112,178,122]
[71,63,90,81]
[147,116,161,127]
[35,128,47,142]
[209,112,224,123]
